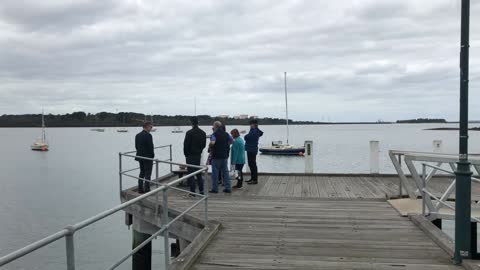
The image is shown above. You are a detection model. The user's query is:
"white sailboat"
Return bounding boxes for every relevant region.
[259,72,305,156]
[31,111,49,151]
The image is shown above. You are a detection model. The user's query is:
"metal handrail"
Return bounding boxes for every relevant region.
[121,144,172,155]
[419,162,480,223]
[0,146,209,270]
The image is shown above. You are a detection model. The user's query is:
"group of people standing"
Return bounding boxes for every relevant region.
[134,117,263,195]
[184,117,264,194]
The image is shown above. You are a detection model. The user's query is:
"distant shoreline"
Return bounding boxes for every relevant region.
[0,122,476,128]
[425,127,480,131]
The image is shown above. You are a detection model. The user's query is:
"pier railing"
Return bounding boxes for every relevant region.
[0,145,209,270]
[389,150,480,222]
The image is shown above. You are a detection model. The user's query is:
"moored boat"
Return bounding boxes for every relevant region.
[259,141,305,155]
[31,111,49,151]
[259,72,303,156]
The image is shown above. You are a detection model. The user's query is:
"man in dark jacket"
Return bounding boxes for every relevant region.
[135,121,154,193]
[184,117,207,195]
[244,119,263,184]
[209,121,233,193]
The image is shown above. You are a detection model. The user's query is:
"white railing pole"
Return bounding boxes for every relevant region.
[304,141,313,173]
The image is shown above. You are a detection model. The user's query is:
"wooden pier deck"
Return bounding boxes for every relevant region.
[123,174,467,270]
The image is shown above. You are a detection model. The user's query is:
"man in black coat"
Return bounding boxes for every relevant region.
[135,121,154,193]
[184,117,207,195]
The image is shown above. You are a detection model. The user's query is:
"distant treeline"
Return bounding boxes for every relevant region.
[0,112,321,127]
[396,118,447,124]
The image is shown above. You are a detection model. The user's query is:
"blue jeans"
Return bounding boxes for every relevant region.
[211,159,230,192]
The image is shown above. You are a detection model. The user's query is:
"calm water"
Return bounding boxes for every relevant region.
[0,123,479,269]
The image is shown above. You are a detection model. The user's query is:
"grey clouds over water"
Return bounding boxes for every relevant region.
[0,0,479,121]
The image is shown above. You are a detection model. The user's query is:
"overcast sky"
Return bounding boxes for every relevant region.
[0,0,479,122]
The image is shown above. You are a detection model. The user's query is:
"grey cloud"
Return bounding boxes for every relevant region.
[0,0,479,122]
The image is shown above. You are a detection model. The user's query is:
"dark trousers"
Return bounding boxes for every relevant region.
[247,151,258,181]
[235,164,244,186]
[186,156,204,194]
[138,160,153,193]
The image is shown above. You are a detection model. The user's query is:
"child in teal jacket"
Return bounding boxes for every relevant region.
[230,129,246,188]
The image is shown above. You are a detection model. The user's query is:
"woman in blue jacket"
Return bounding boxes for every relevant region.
[230,129,246,188]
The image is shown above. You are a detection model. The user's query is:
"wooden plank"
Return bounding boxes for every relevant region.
[306,177,320,198]
[322,176,338,198]
[292,176,303,197]
[122,174,462,270]
[169,221,221,270]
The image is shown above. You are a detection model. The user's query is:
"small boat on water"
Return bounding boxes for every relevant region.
[172,127,183,133]
[117,127,128,133]
[90,128,105,132]
[260,141,305,155]
[259,72,304,156]
[31,111,49,151]
[240,130,247,134]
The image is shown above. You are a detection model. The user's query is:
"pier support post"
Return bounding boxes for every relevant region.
[304,141,313,174]
[132,229,152,270]
[370,141,380,174]
[454,0,472,264]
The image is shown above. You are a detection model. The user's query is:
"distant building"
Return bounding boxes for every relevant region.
[217,115,229,118]
[234,114,248,119]
[249,115,258,119]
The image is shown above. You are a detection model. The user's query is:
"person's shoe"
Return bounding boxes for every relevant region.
[233,184,243,189]
[137,186,144,194]
[247,180,258,185]
[245,179,254,183]
[223,189,231,193]
[200,192,205,195]
[188,193,196,198]
[209,190,218,194]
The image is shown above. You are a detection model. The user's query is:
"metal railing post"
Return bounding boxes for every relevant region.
[398,154,403,197]
[155,160,160,214]
[119,153,123,196]
[422,163,426,216]
[162,188,170,268]
[204,168,209,225]
[65,227,75,270]
[169,144,173,173]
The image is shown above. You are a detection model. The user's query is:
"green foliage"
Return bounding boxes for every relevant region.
[0,112,320,127]
[396,118,447,124]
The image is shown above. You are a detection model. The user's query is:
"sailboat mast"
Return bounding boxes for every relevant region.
[194,97,197,116]
[41,110,46,143]
[284,72,289,145]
